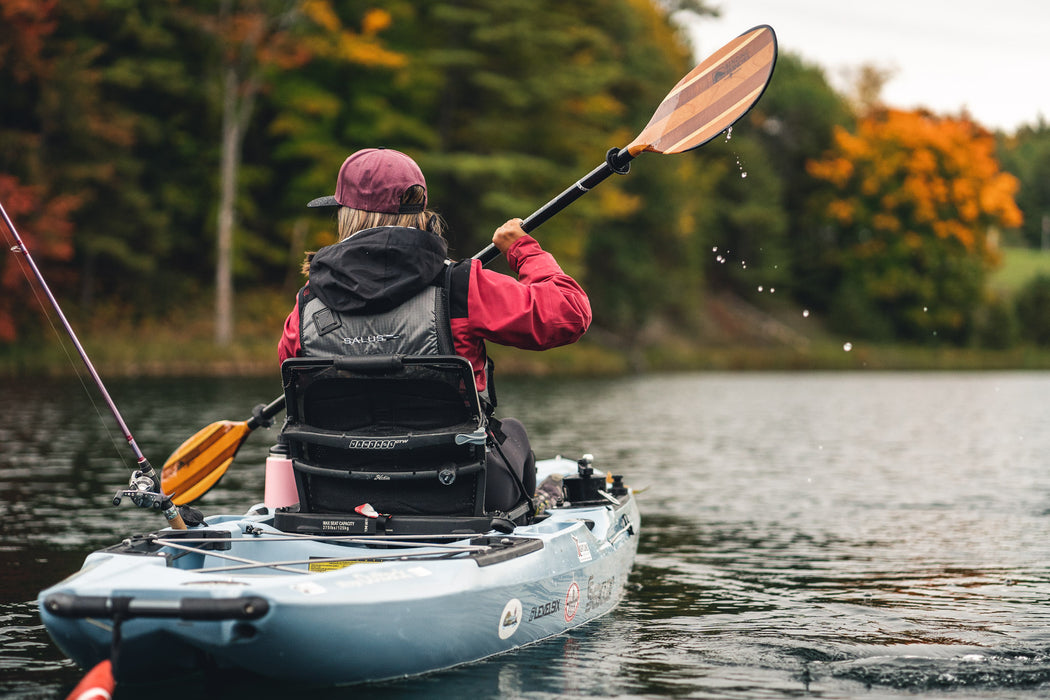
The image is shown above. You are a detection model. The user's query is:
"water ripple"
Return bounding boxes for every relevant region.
[7,372,1050,698]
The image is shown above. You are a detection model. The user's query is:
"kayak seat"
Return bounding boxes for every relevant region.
[276,355,493,535]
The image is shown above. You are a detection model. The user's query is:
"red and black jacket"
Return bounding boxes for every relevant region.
[279,225,591,395]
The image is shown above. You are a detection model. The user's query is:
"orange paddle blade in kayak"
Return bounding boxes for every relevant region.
[628,25,777,156]
[161,420,251,505]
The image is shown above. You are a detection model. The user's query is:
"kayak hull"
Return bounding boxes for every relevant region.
[39,457,640,686]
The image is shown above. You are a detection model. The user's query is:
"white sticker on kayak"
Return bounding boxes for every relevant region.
[498,598,522,640]
[571,535,592,562]
[334,566,432,589]
[293,581,326,596]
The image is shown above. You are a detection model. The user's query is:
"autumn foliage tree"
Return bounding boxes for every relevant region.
[806,108,1023,342]
[0,0,78,341]
[7,0,1039,359]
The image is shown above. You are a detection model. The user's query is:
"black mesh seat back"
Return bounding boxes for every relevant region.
[280,355,487,516]
[302,377,473,433]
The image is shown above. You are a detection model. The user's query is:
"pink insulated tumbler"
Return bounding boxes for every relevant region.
[264,440,298,510]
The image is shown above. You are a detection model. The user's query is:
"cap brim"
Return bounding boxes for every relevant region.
[307,195,339,208]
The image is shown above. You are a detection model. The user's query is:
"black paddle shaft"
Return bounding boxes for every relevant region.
[248,394,286,430]
[473,147,634,267]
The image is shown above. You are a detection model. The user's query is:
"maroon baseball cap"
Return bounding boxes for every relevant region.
[307,148,427,214]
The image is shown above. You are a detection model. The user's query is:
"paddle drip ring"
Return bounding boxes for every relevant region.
[605,148,631,175]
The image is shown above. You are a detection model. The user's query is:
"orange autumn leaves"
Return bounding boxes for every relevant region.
[298,3,404,68]
[808,109,1022,266]
[804,108,1024,341]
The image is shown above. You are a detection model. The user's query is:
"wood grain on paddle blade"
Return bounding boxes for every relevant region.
[628,25,777,156]
[162,420,249,504]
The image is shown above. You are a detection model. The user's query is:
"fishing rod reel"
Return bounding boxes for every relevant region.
[112,470,167,510]
[113,468,199,527]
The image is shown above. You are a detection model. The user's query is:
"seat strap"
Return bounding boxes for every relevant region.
[435,261,455,355]
[487,425,535,520]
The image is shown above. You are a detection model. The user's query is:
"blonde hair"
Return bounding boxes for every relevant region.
[301,185,444,275]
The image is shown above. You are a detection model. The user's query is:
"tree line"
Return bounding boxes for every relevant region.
[2,0,1049,352]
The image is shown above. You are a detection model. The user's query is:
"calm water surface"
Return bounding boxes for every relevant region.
[3,371,1050,698]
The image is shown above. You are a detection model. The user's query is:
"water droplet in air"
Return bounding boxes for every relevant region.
[757,286,764,292]
[741,172,748,178]
[802,310,810,318]
[725,127,733,141]
[843,342,853,352]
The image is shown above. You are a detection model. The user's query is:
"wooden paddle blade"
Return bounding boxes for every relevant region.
[172,458,234,506]
[628,25,777,156]
[161,420,251,505]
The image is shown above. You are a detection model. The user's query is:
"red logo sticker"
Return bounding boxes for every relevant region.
[564,582,581,622]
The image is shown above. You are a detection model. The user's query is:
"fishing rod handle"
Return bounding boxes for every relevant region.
[474,147,635,267]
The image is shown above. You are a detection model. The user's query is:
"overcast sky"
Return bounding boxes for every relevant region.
[679,0,1049,133]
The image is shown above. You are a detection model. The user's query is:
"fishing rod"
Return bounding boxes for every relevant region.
[0,200,187,530]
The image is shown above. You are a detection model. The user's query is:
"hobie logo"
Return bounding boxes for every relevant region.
[498,598,522,639]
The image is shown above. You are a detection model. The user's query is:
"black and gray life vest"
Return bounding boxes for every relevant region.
[297,226,499,410]
[298,264,455,358]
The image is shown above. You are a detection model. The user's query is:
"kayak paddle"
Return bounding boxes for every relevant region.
[161,25,778,505]
[473,24,778,265]
[161,395,285,505]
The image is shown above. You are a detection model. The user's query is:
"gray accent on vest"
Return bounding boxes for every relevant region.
[301,286,443,357]
[296,261,493,409]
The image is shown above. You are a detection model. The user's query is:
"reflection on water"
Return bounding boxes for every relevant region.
[4,371,1050,698]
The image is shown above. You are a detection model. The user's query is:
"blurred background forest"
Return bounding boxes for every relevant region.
[3,0,1050,376]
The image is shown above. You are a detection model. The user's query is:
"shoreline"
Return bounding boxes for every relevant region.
[7,339,1050,379]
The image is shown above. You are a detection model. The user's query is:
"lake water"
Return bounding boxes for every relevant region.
[3,370,1050,698]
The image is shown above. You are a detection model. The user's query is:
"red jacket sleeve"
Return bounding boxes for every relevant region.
[462,235,591,350]
[278,298,301,365]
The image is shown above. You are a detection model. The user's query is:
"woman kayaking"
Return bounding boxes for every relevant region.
[278,147,591,512]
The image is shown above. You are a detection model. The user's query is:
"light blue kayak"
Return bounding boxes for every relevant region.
[38,456,640,686]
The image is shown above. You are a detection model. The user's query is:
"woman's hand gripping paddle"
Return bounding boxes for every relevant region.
[161,396,284,505]
[474,24,777,265]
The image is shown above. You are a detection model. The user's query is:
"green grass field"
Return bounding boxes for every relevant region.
[991,246,1050,294]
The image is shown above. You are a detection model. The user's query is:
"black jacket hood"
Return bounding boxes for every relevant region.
[308,226,448,314]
